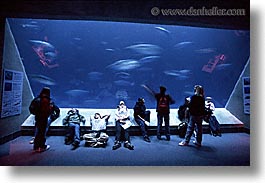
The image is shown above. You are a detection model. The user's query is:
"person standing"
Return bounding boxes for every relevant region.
[133,98,151,142]
[142,85,175,141]
[29,87,52,152]
[29,101,60,144]
[179,85,205,147]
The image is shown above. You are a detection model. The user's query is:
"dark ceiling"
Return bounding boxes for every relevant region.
[0,0,250,30]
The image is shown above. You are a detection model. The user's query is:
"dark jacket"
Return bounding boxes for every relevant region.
[189,95,205,116]
[155,93,175,114]
[29,95,52,122]
[133,102,146,118]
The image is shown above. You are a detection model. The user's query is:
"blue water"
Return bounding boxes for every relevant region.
[8,18,250,109]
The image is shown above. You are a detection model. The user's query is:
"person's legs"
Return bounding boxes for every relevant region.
[123,128,134,150]
[184,115,196,143]
[164,114,170,140]
[135,117,147,137]
[195,116,203,145]
[115,120,122,142]
[34,120,48,151]
[72,123,81,146]
[45,117,52,137]
[157,113,163,139]
[113,121,122,150]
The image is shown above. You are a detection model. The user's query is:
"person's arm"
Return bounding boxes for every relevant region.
[141,84,156,97]
[62,115,69,125]
[137,115,150,126]
[169,95,175,105]
[102,114,111,122]
[210,102,215,112]
[79,115,86,124]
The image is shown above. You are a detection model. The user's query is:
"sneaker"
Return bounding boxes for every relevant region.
[166,136,170,141]
[71,141,80,149]
[124,141,134,150]
[112,141,121,150]
[144,136,151,142]
[29,137,35,144]
[178,140,188,146]
[35,145,50,153]
[157,135,162,140]
[192,140,201,147]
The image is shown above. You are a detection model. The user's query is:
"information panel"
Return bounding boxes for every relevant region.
[1,69,23,118]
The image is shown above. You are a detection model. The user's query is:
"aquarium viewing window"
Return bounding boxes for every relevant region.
[7,18,250,109]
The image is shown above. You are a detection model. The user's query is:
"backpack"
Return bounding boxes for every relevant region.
[178,122,188,138]
[29,97,41,115]
[158,95,169,113]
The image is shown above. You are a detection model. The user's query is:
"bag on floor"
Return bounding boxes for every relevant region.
[209,116,222,137]
[178,122,188,138]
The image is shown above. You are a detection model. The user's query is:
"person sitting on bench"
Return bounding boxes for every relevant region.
[63,108,86,149]
[83,113,111,148]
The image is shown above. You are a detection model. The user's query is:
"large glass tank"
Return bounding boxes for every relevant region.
[8,18,250,109]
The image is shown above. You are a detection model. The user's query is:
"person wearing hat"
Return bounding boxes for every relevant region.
[29,87,53,152]
[133,98,151,142]
[112,100,134,150]
[179,85,205,147]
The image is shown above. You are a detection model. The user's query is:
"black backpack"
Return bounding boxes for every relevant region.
[29,97,41,115]
[157,95,169,113]
[178,122,188,138]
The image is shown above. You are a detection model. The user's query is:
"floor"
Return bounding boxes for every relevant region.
[0,132,250,166]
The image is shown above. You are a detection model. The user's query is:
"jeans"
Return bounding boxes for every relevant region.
[34,119,48,149]
[134,111,150,137]
[184,115,203,144]
[157,113,170,138]
[34,116,53,138]
[67,123,81,143]
[115,120,130,142]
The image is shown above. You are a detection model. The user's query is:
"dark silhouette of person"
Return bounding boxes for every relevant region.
[142,85,175,141]
[29,87,52,152]
[179,85,205,147]
[133,98,151,142]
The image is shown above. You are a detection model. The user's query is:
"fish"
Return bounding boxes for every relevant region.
[155,26,171,35]
[115,90,128,100]
[87,72,103,80]
[195,48,216,54]
[174,41,193,49]
[183,91,194,96]
[29,74,56,86]
[105,48,115,52]
[114,80,134,87]
[164,70,181,77]
[29,40,55,49]
[178,69,192,74]
[44,51,57,59]
[106,59,140,71]
[115,72,130,79]
[65,89,90,97]
[215,63,232,70]
[164,69,191,80]
[139,55,160,64]
[125,44,162,55]
[21,24,40,29]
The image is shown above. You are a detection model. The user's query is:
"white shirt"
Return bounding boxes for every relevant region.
[90,115,108,131]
